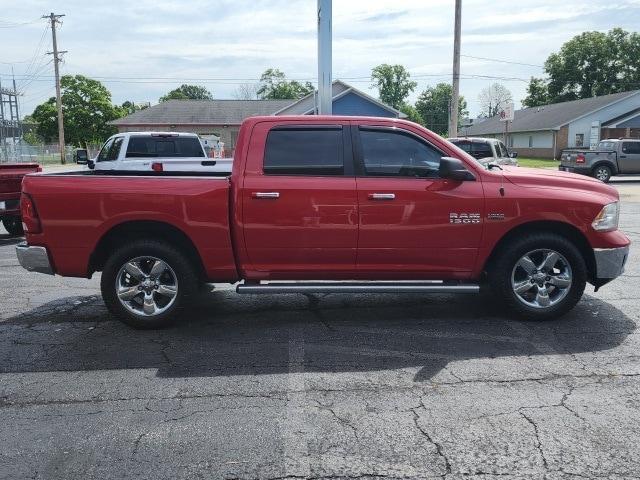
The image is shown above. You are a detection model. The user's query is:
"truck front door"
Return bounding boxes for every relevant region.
[241,123,358,279]
[353,124,484,279]
[619,141,640,173]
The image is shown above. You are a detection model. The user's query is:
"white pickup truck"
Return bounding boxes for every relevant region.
[76,132,233,173]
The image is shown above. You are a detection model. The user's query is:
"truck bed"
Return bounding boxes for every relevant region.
[21,171,237,281]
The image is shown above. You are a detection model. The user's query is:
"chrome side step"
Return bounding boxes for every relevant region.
[236,281,480,294]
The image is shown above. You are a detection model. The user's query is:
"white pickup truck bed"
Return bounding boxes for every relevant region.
[88,132,233,174]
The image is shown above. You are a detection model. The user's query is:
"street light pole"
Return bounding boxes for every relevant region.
[449,0,462,138]
[317,0,332,115]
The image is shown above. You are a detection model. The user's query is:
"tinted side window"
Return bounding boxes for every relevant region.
[97,138,114,162]
[107,137,124,161]
[264,128,344,175]
[623,142,640,154]
[126,137,205,158]
[359,128,442,178]
[472,142,492,158]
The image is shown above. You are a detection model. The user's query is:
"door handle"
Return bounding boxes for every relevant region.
[368,193,395,200]
[252,192,280,199]
[620,155,627,158]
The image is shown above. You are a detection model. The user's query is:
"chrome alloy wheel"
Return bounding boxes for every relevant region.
[594,167,610,182]
[115,256,178,316]
[510,249,572,309]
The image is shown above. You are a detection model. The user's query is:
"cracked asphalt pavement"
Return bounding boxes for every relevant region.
[1,181,639,479]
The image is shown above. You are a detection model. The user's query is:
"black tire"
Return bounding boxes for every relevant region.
[2,216,24,236]
[100,240,198,329]
[592,164,612,183]
[488,233,587,321]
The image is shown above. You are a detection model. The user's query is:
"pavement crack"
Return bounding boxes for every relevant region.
[411,398,452,479]
[518,408,549,471]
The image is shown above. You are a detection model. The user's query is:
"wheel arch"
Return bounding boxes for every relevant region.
[89,220,206,280]
[592,161,617,176]
[483,220,596,283]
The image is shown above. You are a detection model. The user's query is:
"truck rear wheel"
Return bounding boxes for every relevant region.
[593,165,612,183]
[489,233,587,321]
[2,216,24,236]
[101,240,198,329]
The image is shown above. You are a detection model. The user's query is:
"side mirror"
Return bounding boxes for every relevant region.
[75,149,89,165]
[439,157,476,181]
[87,159,95,170]
[509,151,518,158]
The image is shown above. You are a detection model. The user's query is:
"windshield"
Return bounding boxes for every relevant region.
[598,141,616,150]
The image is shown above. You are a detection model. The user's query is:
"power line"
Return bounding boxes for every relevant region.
[461,54,544,69]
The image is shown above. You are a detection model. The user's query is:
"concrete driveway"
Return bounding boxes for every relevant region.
[0,183,639,479]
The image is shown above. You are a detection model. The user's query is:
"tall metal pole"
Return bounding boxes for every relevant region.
[449,0,462,137]
[44,12,67,164]
[317,0,332,115]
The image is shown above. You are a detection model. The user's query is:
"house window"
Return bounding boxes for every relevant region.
[508,136,514,148]
[528,136,533,148]
[575,134,584,147]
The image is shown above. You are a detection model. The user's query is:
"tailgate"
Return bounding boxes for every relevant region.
[0,164,40,194]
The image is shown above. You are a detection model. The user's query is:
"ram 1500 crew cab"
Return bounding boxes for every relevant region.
[16,116,630,328]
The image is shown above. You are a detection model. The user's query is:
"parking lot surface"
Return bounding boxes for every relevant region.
[1,182,639,480]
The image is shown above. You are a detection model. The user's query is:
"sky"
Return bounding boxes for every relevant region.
[1,0,640,119]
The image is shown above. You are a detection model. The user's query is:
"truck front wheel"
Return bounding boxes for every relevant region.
[489,233,587,321]
[593,165,612,183]
[101,240,198,329]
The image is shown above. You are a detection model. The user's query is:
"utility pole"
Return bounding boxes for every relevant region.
[43,12,67,164]
[317,0,332,115]
[448,0,462,138]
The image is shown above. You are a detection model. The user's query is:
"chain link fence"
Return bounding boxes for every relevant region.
[0,143,102,165]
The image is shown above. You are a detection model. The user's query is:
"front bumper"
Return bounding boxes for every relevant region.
[15,242,54,275]
[594,245,629,281]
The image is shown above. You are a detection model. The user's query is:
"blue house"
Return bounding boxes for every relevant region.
[274,80,406,118]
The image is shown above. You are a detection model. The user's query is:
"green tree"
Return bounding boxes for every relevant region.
[256,69,314,100]
[522,77,549,107]
[30,75,124,145]
[159,84,213,102]
[370,64,417,109]
[414,83,468,136]
[121,100,149,115]
[399,102,424,125]
[529,28,640,105]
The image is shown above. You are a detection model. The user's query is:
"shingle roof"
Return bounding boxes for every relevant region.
[465,90,640,135]
[274,80,352,115]
[110,99,293,126]
[274,79,406,118]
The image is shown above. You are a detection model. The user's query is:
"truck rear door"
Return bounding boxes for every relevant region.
[619,141,640,173]
[240,122,358,278]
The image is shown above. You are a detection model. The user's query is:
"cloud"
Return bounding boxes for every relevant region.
[2,0,640,116]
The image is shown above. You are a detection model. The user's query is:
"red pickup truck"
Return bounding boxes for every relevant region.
[16,116,629,328]
[0,163,41,236]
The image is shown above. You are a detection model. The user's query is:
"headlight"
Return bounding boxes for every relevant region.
[592,202,619,231]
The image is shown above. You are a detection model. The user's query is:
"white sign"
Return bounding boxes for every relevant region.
[499,103,514,122]
[589,121,600,150]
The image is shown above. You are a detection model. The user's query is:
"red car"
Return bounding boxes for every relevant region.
[16,116,629,328]
[0,163,41,236]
